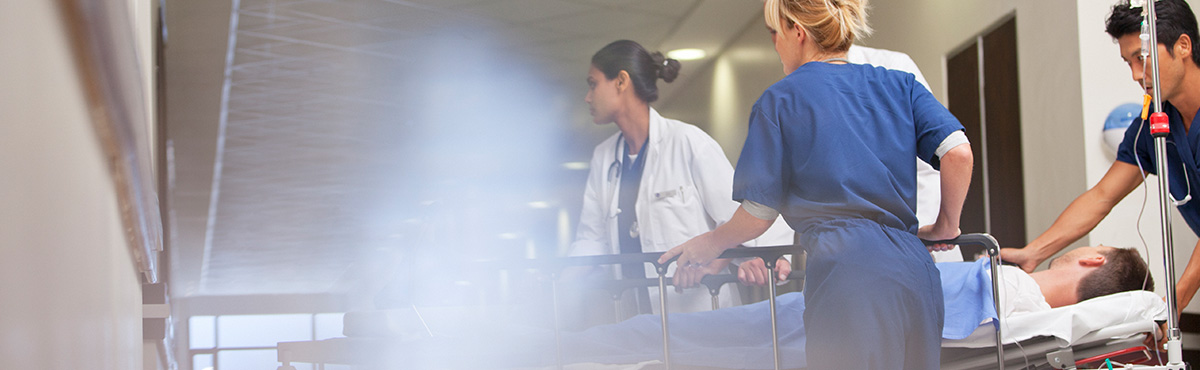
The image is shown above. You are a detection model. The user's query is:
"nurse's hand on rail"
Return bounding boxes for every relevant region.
[737,257,790,286]
[998,248,1039,273]
[673,258,731,292]
[917,224,960,252]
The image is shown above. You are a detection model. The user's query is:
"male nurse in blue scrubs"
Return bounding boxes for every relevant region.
[1003,0,1200,320]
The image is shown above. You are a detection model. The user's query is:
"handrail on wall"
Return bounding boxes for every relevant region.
[58,0,162,284]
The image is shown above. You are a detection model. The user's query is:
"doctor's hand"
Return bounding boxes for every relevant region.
[737,257,790,286]
[672,258,731,292]
[999,247,1040,273]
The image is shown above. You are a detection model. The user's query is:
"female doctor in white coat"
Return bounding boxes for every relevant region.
[569,40,795,316]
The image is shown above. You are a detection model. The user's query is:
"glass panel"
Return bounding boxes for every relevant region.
[189,316,216,349]
[314,313,344,340]
[217,314,311,348]
[325,365,352,370]
[192,353,213,370]
[216,349,278,370]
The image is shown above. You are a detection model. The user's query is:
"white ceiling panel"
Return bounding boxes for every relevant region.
[621,0,704,17]
[535,8,664,37]
[463,0,598,24]
[165,0,763,298]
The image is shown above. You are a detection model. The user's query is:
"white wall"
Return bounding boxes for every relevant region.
[144,342,167,370]
[0,1,144,369]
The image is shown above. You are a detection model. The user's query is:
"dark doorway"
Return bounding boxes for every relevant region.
[946,16,1026,255]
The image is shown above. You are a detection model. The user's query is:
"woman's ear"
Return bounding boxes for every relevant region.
[616,70,631,93]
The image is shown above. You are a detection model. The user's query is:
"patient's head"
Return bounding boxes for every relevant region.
[1072,247,1154,301]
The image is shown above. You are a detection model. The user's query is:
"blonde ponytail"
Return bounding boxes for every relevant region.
[764,0,872,53]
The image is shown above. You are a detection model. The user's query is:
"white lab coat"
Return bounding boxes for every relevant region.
[569,108,794,315]
[848,45,963,262]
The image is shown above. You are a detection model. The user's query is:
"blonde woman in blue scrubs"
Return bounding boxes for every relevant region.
[660,0,974,368]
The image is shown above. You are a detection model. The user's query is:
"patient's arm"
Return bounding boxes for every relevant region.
[1005,161,1143,272]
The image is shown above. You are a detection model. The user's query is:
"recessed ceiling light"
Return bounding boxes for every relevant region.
[666,48,706,61]
[498,233,520,240]
[528,201,551,209]
[562,161,589,170]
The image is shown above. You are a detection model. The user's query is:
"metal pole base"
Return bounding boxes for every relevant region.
[766,261,781,370]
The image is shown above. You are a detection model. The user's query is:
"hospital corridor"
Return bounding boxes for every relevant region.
[7,0,1200,369]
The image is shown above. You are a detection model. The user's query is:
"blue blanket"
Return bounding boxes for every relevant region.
[550,259,997,369]
[409,260,998,369]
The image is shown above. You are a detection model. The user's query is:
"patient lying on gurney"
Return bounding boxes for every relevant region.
[380,247,1154,369]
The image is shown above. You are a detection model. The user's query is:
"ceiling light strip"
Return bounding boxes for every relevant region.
[200,0,243,292]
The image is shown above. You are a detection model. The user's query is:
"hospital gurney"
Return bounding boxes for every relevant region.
[275,234,1062,370]
[277,290,1166,370]
[279,242,804,370]
[940,289,1166,370]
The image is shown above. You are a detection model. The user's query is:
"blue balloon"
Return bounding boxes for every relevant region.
[1105,102,1143,131]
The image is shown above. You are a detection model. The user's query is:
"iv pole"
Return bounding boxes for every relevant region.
[1145,0,1184,367]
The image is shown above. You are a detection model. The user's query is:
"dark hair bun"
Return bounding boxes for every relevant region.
[650,52,681,83]
[592,40,678,103]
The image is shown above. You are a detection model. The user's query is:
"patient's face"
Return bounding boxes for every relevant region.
[1047,246,1116,269]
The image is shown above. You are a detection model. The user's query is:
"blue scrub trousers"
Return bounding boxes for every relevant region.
[801,219,943,370]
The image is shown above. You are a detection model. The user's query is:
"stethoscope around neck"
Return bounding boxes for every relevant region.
[604,135,643,183]
[1136,122,1194,206]
[607,135,631,184]
[1168,140,1194,206]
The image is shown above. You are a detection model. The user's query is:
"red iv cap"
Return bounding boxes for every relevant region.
[1150,112,1170,135]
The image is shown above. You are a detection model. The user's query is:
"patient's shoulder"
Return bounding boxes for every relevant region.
[999,265,1051,316]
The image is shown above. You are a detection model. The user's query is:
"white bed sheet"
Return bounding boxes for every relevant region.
[944,290,1166,348]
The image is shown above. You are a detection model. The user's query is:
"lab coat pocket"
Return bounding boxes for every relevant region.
[650,185,701,244]
[651,185,689,204]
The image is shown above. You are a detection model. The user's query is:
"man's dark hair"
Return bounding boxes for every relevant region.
[1077,248,1155,302]
[1106,0,1200,66]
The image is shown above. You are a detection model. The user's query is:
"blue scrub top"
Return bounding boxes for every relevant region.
[1116,101,1200,235]
[733,62,963,234]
